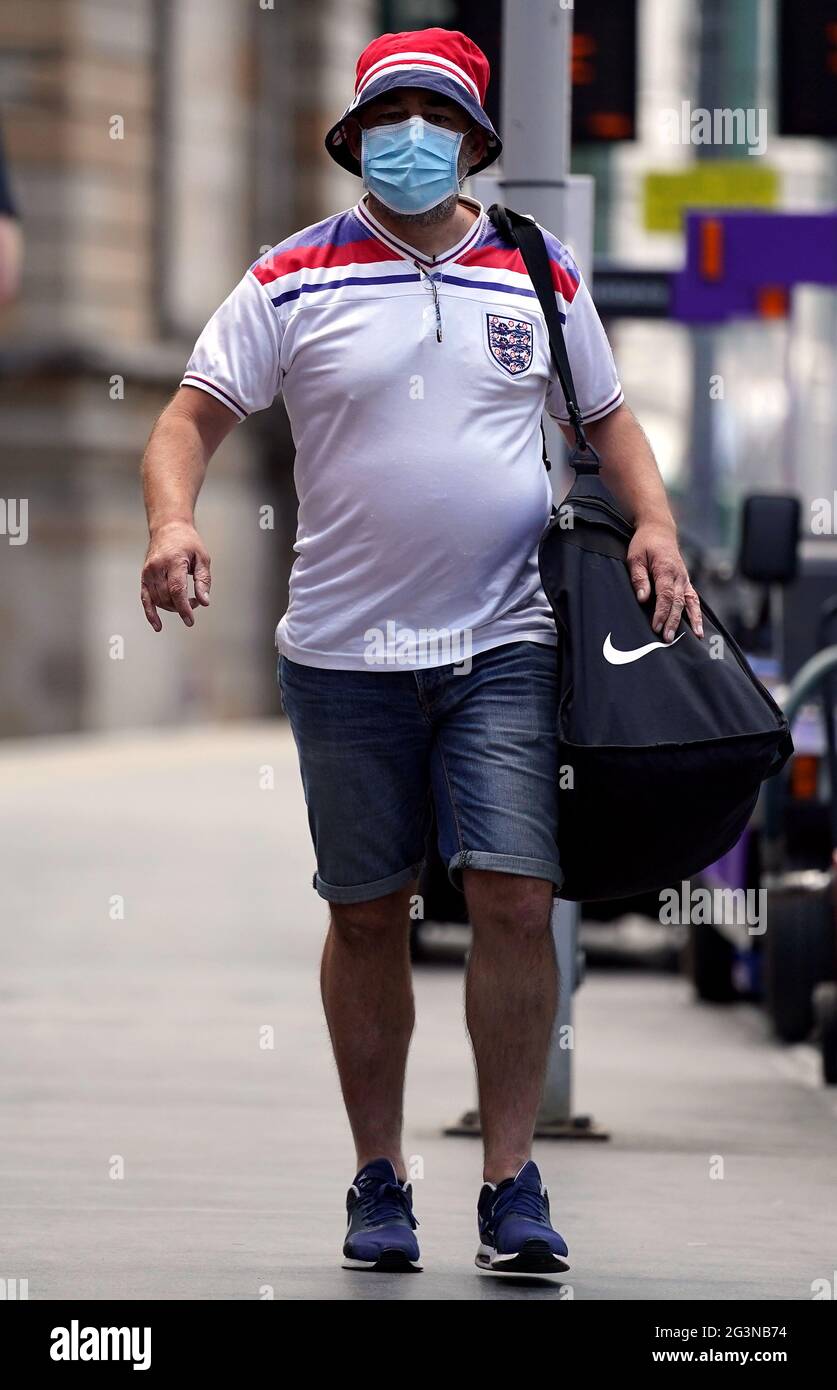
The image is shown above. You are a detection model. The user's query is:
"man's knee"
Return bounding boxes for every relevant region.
[464,870,554,939]
[329,886,413,946]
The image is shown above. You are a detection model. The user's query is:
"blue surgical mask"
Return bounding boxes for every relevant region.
[361,116,466,215]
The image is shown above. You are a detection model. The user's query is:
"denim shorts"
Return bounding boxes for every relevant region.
[277,639,561,904]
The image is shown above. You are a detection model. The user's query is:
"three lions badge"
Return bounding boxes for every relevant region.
[486,314,534,375]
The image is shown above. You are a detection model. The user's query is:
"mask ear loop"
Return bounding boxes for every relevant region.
[457,125,476,190]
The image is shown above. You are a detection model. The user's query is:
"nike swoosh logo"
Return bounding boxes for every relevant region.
[603,631,685,665]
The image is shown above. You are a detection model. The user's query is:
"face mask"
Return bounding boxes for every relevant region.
[361,116,466,215]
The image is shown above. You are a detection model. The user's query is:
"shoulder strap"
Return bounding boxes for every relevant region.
[488,203,600,474]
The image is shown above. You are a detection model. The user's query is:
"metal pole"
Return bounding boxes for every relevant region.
[501,0,603,1139]
[495,0,594,533]
[500,0,572,198]
[446,0,607,1142]
[689,0,762,548]
[499,0,593,275]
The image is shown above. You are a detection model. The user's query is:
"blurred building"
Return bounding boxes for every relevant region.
[0,0,374,736]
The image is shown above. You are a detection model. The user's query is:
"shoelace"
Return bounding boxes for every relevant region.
[492,1182,549,1228]
[358,1180,419,1230]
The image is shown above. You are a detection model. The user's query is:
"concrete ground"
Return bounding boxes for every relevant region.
[2,723,836,1302]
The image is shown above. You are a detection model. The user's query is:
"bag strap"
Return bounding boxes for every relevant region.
[488,203,600,475]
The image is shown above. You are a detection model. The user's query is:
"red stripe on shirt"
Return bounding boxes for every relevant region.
[252,237,402,285]
[458,244,580,303]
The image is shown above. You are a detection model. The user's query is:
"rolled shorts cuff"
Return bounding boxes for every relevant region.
[313,860,425,904]
[447,849,563,893]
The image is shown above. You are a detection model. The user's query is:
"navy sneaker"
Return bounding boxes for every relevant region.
[476,1160,569,1278]
[342,1158,422,1272]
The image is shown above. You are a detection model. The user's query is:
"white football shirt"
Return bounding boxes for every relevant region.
[181,195,623,669]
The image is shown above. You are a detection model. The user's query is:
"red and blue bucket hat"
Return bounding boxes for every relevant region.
[325,27,502,177]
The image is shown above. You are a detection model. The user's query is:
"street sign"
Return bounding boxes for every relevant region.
[644,164,780,234]
[779,0,837,137]
[592,267,672,318]
[571,0,637,142]
[672,210,837,323]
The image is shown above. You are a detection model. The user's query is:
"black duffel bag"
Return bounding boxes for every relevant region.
[489,204,793,901]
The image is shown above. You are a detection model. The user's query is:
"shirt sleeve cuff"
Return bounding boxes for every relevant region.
[550,386,624,426]
[180,373,248,420]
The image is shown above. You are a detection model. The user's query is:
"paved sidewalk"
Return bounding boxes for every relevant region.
[2,724,836,1300]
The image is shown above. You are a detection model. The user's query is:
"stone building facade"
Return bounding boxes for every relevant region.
[0,0,374,735]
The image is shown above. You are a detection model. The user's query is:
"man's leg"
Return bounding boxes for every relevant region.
[420,643,567,1272]
[321,883,416,1180]
[278,655,433,1185]
[463,869,557,1183]
[422,641,562,1185]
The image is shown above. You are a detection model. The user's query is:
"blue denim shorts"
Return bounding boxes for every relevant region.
[277,640,561,904]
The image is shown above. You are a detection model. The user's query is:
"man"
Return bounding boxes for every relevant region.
[141,29,701,1279]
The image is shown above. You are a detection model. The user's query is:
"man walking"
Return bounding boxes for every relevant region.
[141,28,701,1278]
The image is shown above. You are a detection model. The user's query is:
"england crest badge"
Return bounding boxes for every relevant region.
[486,313,534,376]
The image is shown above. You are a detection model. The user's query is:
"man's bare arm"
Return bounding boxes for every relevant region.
[560,402,703,642]
[140,386,239,630]
[0,214,22,305]
[581,402,673,528]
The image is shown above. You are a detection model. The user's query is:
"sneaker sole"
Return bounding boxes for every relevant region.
[475,1239,569,1280]
[342,1249,423,1273]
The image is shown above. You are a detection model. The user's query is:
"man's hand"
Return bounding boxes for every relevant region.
[140,387,237,631]
[627,522,703,643]
[141,521,211,631]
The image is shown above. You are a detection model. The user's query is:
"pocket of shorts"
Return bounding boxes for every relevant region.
[276,655,285,712]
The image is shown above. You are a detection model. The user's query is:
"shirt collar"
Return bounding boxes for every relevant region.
[355,194,486,268]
